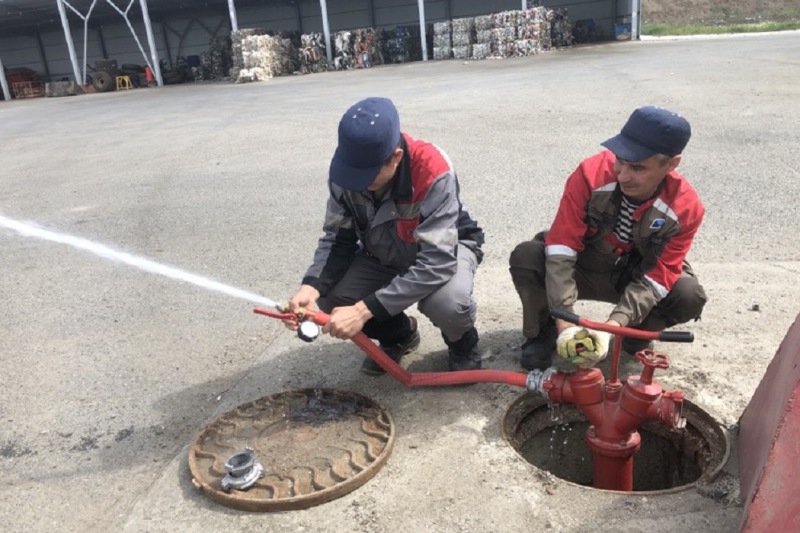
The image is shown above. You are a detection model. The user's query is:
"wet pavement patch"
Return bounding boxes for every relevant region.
[70,435,100,452]
[115,427,135,443]
[1,438,35,458]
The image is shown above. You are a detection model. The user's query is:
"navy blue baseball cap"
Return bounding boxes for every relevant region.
[601,106,691,162]
[329,97,401,191]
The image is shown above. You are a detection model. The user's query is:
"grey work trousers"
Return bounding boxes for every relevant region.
[508,232,707,339]
[317,244,479,345]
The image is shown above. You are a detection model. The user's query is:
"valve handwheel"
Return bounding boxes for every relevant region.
[635,350,670,369]
[635,350,670,384]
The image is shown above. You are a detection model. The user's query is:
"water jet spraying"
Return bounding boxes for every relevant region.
[0,215,277,308]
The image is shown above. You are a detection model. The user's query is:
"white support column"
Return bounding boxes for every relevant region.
[228,0,239,32]
[417,0,427,61]
[632,0,641,40]
[319,0,332,65]
[56,0,83,84]
[81,1,99,84]
[139,0,163,86]
[0,55,12,102]
[521,0,526,11]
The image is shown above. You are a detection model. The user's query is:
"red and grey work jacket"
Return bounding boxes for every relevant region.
[545,151,704,327]
[303,133,484,321]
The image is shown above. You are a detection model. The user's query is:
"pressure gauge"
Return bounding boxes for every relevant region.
[298,321,320,342]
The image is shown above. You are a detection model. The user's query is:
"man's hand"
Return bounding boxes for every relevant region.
[282,284,321,331]
[323,301,373,340]
[556,326,611,369]
[557,326,594,358]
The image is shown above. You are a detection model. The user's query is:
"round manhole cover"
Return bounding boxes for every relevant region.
[189,388,395,511]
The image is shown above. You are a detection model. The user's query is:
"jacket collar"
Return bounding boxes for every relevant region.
[388,134,412,200]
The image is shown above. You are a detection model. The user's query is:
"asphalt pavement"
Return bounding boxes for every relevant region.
[1,31,799,533]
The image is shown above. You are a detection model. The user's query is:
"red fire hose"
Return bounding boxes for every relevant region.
[256,306,694,492]
[254,307,529,388]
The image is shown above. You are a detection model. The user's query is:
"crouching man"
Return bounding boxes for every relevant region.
[285,97,485,374]
[509,106,707,369]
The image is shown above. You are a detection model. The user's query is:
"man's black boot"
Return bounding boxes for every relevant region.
[444,327,481,371]
[521,322,557,371]
[361,317,420,376]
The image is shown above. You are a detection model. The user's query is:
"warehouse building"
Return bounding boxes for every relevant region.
[0,0,639,100]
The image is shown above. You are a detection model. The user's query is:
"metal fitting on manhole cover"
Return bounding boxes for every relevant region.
[221,447,264,492]
[189,388,395,512]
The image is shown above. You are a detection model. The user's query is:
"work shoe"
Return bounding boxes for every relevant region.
[448,349,482,371]
[360,317,420,376]
[446,327,482,371]
[521,324,557,371]
[621,337,655,355]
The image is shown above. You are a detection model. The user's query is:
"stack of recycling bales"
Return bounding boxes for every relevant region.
[231,29,298,83]
[298,32,329,73]
[478,7,560,59]
[451,17,475,60]
[333,30,355,70]
[538,8,553,51]
[512,7,550,56]
[520,7,552,53]
[333,28,383,70]
[488,11,518,57]
[382,25,422,64]
[433,21,452,60]
[230,28,264,81]
[211,6,572,80]
[472,15,493,59]
[202,35,232,80]
[357,28,384,68]
[550,8,574,47]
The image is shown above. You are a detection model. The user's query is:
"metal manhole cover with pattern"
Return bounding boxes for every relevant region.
[189,388,395,511]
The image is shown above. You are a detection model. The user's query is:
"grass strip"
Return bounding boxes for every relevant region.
[643,21,800,36]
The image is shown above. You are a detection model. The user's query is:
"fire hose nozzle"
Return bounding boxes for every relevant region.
[526,367,558,394]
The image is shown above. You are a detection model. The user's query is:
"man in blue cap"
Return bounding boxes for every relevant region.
[284,97,485,374]
[509,106,707,370]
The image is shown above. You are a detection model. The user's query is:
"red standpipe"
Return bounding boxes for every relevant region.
[543,308,692,490]
[253,307,529,389]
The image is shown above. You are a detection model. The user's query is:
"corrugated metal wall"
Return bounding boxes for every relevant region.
[0,0,624,82]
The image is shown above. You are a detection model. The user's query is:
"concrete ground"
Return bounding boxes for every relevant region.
[1,31,799,533]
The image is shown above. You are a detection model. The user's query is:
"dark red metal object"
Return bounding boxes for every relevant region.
[543,310,690,491]
[738,313,800,533]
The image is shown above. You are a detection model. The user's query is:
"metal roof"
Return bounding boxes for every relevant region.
[0,0,244,37]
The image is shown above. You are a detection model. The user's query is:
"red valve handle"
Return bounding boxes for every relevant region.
[635,349,670,385]
[253,308,295,320]
[635,349,669,369]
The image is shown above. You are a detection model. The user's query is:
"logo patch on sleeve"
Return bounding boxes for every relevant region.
[649,218,666,230]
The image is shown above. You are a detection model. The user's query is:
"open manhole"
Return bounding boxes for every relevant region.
[189,388,395,511]
[502,393,729,493]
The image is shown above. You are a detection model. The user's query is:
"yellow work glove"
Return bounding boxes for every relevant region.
[556,326,611,368]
